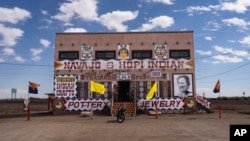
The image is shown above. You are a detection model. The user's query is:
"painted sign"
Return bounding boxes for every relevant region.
[151,71,162,77]
[81,46,93,60]
[54,75,77,98]
[54,59,194,70]
[155,45,167,59]
[195,95,211,109]
[66,99,111,111]
[137,98,184,110]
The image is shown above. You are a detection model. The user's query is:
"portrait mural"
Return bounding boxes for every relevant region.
[154,45,167,59]
[81,46,93,60]
[173,74,193,97]
[117,44,129,59]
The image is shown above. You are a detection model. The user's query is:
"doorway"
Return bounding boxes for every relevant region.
[118,81,130,102]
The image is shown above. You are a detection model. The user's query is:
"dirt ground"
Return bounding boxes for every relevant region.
[0,110,250,141]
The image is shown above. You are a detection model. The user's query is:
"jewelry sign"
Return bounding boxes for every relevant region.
[54,75,77,98]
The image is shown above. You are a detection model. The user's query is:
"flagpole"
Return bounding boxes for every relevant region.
[218,92,221,119]
[155,81,158,119]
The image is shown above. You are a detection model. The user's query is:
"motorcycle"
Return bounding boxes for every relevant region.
[116,104,126,123]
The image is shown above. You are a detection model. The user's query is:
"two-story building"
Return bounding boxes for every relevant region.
[53,31,195,115]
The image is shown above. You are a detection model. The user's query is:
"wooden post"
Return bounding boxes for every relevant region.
[155,104,158,119]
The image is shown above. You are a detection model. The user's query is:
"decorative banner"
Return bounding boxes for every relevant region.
[54,75,77,98]
[137,98,184,110]
[66,99,111,111]
[155,45,167,59]
[54,59,194,70]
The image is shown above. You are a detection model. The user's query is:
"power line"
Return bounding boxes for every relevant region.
[196,61,250,80]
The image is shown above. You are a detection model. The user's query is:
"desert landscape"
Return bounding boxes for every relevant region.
[0,98,250,141]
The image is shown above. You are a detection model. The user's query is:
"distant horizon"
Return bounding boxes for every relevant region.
[1,0,250,99]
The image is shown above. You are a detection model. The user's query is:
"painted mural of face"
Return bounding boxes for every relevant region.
[119,48,129,59]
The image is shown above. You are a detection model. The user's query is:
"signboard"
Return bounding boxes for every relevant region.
[54,75,77,98]
[151,71,162,77]
[137,98,184,110]
[65,99,111,111]
[11,88,17,94]
[54,59,194,70]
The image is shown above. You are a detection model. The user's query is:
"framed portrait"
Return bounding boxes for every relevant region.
[173,74,193,97]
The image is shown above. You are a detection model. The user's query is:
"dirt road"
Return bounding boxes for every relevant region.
[0,111,249,141]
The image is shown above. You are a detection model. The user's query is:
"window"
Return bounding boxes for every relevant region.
[169,50,190,59]
[96,51,115,59]
[132,50,152,59]
[59,51,79,60]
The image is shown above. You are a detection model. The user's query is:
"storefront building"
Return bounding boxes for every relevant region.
[53,31,197,115]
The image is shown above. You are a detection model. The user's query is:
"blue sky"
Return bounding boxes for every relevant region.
[0,0,250,99]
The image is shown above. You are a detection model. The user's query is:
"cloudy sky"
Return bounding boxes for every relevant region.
[0,0,250,99]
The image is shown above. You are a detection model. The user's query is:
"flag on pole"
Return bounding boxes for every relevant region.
[29,81,40,94]
[90,81,105,94]
[146,81,157,100]
[213,80,220,93]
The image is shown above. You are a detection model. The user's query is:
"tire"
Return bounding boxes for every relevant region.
[117,114,125,123]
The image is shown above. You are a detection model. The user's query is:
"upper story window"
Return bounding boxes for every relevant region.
[132,50,152,59]
[59,51,79,60]
[96,51,116,59]
[169,50,190,59]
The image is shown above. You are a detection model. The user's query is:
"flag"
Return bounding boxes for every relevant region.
[146,81,157,100]
[90,81,105,94]
[29,81,40,94]
[213,80,220,93]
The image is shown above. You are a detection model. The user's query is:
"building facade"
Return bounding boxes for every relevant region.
[53,31,196,115]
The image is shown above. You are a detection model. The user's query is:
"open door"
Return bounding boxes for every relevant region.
[111,81,136,116]
[118,81,130,102]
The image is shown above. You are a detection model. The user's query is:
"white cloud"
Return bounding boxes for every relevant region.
[220,0,250,13]
[213,45,249,57]
[14,56,25,62]
[136,15,174,31]
[64,27,87,32]
[204,36,212,41]
[0,24,23,47]
[0,57,4,62]
[0,7,31,24]
[239,36,250,46]
[143,0,174,5]
[186,0,250,14]
[40,39,51,48]
[222,17,249,28]
[30,48,43,61]
[196,50,212,55]
[52,0,98,22]
[3,48,15,56]
[41,10,48,15]
[203,21,221,31]
[98,10,139,32]
[212,55,243,63]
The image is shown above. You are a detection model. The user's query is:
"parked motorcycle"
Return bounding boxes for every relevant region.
[116,104,126,123]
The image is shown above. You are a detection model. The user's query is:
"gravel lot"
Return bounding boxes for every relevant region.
[0,110,250,141]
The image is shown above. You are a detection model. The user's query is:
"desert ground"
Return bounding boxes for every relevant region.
[0,99,250,141]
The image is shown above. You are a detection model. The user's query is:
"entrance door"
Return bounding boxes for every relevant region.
[118,81,130,102]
